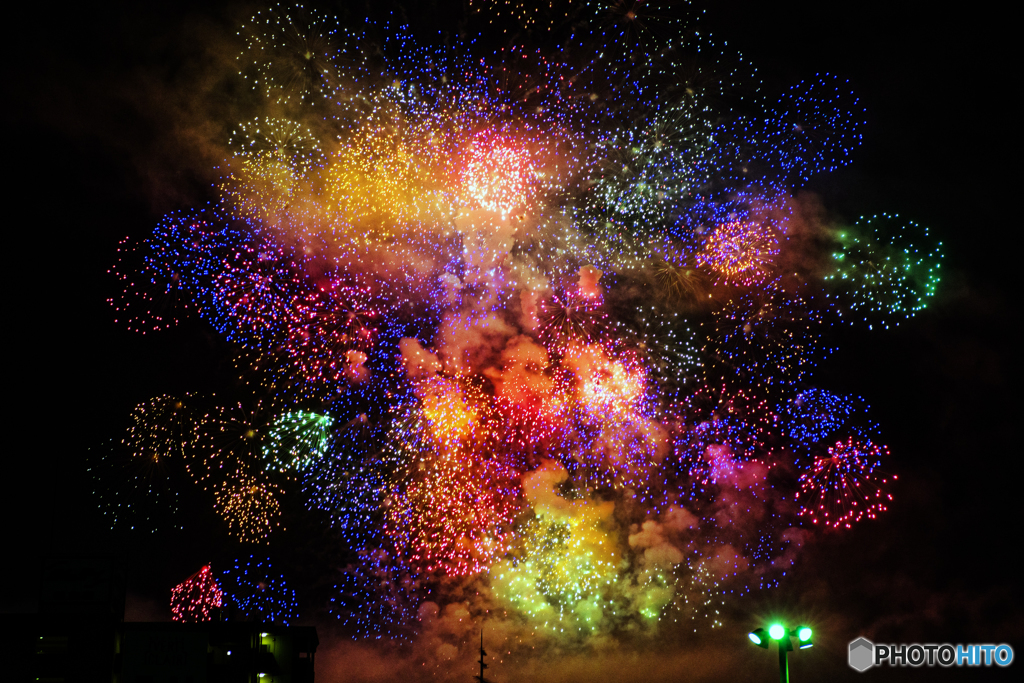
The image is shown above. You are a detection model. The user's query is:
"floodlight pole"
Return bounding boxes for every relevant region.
[750,624,811,681]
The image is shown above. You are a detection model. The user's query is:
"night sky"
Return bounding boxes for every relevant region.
[4,1,1019,681]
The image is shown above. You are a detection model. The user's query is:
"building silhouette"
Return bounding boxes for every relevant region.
[1,557,318,683]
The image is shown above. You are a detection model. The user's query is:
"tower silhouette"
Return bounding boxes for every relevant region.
[473,629,490,683]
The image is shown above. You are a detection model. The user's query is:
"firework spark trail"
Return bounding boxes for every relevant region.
[100,1,945,652]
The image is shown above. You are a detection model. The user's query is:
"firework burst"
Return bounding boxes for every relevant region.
[796,438,896,529]
[695,220,780,285]
[214,470,284,544]
[171,565,223,622]
[220,556,299,624]
[95,1,935,647]
[825,214,943,329]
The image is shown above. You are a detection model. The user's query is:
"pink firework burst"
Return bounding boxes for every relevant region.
[795,438,896,529]
[171,564,223,622]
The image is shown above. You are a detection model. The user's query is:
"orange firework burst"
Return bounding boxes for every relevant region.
[325,113,453,237]
[214,471,283,544]
[696,220,780,285]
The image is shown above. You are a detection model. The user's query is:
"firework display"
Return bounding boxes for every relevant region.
[795,438,896,529]
[783,387,878,453]
[214,470,283,544]
[824,214,943,329]
[330,548,423,641]
[695,221,780,286]
[220,556,300,624]
[89,438,184,533]
[262,410,334,472]
[171,564,223,622]
[101,1,943,649]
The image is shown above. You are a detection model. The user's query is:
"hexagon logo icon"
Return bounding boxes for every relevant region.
[849,637,874,672]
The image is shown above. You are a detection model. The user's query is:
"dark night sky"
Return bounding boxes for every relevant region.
[4,1,1020,680]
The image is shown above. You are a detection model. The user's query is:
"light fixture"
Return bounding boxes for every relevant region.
[748,621,814,682]
[795,626,813,649]
[748,628,769,649]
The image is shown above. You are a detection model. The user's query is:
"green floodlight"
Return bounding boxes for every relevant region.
[796,626,813,649]
[749,622,814,682]
[748,628,769,649]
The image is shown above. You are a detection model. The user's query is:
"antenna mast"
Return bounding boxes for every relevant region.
[473,629,489,683]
